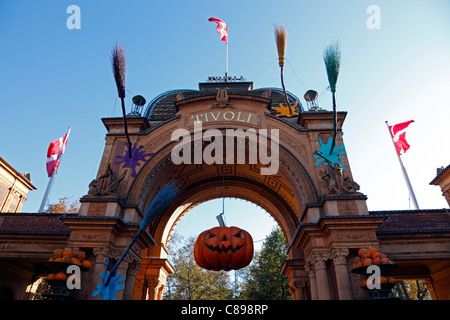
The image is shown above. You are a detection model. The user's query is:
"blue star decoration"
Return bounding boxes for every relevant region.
[313,136,347,170]
[92,259,126,300]
[115,143,154,177]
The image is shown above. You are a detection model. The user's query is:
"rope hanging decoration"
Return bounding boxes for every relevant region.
[323,41,342,155]
[274,25,292,116]
[111,43,132,158]
[217,164,226,227]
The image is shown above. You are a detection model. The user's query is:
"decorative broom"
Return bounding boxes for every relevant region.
[104,181,178,286]
[112,43,132,158]
[274,25,292,116]
[323,41,342,155]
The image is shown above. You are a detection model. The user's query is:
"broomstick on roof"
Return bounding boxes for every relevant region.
[274,25,292,116]
[112,43,132,158]
[323,41,342,155]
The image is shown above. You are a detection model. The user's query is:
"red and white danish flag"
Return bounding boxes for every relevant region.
[388,120,414,155]
[46,130,70,177]
[208,17,228,43]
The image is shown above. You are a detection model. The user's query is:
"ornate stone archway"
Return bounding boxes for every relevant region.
[75,80,395,300]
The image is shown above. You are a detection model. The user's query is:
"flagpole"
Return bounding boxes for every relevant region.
[38,127,71,213]
[38,161,57,213]
[225,39,228,79]
[385,121,419,209]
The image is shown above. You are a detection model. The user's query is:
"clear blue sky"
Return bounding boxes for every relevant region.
[1,1,449,243]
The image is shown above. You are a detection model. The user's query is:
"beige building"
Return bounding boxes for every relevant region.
[0,156,36,213]
[430,165,450,207]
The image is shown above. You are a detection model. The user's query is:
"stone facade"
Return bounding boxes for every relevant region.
[0,80,449,300]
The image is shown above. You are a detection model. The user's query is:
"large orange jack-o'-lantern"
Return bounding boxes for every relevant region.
[194,225,254,271]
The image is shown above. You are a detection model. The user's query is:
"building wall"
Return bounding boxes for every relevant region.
[0,156,36,212]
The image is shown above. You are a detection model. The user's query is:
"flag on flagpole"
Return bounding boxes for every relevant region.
[39,128,71,213]
[208,17,228,43]
[385,120,419,209]
[46,131,70,177]
[388,120,415,156]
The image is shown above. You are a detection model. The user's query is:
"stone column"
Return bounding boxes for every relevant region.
[157,282,166,300]
[123,259,141,300]
[290,281,306,300]
[310,252,332,300]
[145,279,162,300]
[112,251,130,301]
[331,248,354,300]
[305,262,318,300]
[89,247,111,300]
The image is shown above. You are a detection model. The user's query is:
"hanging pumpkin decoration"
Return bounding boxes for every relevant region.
[194,222,254,271]
[194,169,254,272]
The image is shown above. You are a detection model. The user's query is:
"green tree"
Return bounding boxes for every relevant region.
[239,226,291,300]
[163,234,233,300]
[391,280,431,300]
[44,196,80,213]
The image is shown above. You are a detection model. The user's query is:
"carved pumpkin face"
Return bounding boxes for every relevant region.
[194,226,254,271]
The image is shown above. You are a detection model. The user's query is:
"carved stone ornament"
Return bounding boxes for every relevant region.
[309,251,330,270]
[290,281,306,297]
[88,163,127,197]
[93,247,112,264]
[321,161,361,196]
[211,88,232,108]
[331,248,349,265]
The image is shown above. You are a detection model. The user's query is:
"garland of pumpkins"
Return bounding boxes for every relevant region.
[47,248,92,281]
[352,247,396,287]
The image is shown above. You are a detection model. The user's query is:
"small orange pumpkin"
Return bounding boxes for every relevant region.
[362,257,373,266]
[372,252,382,260]
[358,248,368,257]
[47,273,56,280]
[75,250,86,261]
[360,251,372,259]
[55,272,67,281]
[71,257,81,265]
[62,249,74,258]
[361,279,367,287]
[53,249,63,259]
[352,260,363,269]
[373,257,381,265]
[81,260,92,269]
